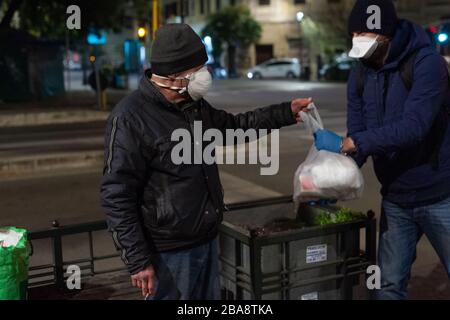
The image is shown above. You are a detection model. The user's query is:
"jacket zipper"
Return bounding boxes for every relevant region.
[107,116,118,174]
[374,74,383,126]
[184,107,224,215]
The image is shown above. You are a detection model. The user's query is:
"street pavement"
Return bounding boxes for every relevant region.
[1,78,449,299]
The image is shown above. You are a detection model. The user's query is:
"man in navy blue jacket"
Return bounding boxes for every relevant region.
[314,0,450,299]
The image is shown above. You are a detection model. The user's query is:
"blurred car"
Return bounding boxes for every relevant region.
[207,62,228,79]
[247,58,301,80]
[63,51,82,70]
[320,58,357,82]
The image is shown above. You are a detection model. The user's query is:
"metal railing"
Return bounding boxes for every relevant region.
[27,195,295,289]
[28,220,124,288]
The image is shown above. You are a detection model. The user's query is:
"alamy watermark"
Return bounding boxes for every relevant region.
[66,5,81,30]
[171,121,280,176]
[366,5,381,30]
[66,264,81,290]
[366,265,381,290]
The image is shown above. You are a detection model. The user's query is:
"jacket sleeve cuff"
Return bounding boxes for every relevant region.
[349,131,370,158]
[348,132,371,167]
[279,102,297,126]
[128,255,154,275]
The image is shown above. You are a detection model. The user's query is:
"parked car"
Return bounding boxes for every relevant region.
[247,58,301,80]
[320,58,357,82]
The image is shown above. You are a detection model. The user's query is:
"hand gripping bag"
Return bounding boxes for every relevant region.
[293,104,364,206]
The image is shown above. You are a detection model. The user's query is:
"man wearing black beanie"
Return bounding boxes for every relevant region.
[101,23,314,300]
[314,0,450,299]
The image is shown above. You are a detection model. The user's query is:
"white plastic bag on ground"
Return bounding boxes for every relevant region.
[293,104,364,206]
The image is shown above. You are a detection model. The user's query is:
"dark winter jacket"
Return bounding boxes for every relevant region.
[347,19,450,206]
[100,70,296,274]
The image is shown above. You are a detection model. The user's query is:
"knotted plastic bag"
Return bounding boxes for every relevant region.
[293,104,364,207]
[0,227,29,300]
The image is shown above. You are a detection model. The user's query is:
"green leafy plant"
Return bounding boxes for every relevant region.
[314,207,365,226]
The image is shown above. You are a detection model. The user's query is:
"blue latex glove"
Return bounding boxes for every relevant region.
[313,129,343,154]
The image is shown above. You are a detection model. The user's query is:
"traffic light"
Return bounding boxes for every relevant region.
[428,25,438,34]
[138,27,147,41]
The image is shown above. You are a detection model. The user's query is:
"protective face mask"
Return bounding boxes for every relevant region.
[152,66,212,101]
[348,35,379,59]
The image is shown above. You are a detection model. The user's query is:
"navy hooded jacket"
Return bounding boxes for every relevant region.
[347,19,450,206]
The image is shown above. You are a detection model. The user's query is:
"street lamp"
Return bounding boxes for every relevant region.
[296,11,305,23]
[295,11,307,80]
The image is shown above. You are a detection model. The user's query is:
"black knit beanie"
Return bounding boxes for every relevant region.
[348,0,398,38]
[150,23,208,76]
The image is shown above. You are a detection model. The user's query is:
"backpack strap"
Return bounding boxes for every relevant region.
[355,48,421,96]
[400,48,450,170]
[399,49,421,91]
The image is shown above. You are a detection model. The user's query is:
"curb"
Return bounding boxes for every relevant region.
[0,110,109,128]
[0,151,104,179]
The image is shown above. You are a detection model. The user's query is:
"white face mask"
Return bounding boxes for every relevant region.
[349,35,379,59]
[152,66,212,101]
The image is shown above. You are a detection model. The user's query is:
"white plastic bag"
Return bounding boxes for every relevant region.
[293,104,364,205]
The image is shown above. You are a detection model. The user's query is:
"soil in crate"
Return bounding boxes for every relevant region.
[242,217,305,237]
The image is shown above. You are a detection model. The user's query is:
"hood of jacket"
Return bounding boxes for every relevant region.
[382,19,432,71]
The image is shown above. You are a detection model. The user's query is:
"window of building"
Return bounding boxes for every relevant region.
[189,0,196,16]
[255,44,274,65]
[181,0,189,16]
[164,2,178,19]
[259,0,270,6]
[200,0,205,14]
[294,0,306,4]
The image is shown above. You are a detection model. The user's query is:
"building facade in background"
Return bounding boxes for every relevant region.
[162,0,308,71]
[160,0,450,78]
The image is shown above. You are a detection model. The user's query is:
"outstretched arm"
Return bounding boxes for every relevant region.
[202,98,312,133]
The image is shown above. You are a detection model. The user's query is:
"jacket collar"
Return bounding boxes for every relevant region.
[381,19,430,72]
[139,69,171,106]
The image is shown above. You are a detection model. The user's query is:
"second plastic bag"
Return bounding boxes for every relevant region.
[0,227,29,300]
[293,104,364,205]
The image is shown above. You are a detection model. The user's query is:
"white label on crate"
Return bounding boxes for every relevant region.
[300,292,318,300]
[306,244,327,264]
